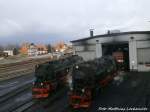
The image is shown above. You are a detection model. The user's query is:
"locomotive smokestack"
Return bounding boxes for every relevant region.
[90,29,94,37]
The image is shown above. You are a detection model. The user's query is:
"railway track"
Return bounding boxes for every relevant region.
[0,68,34,81]
[0,57,51,71]
[1,97,33,112]
[0,73,34,112]
[0,81,69,112]
[0,55,59,71]
[0,85,32,112]
[11,99,34,112]
[4,87,68,112]
[0,57,52,81]
[0,63,34,73]
[0,82,32,104]
[24,87,69,112]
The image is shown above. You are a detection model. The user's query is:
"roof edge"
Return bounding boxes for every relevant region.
[71,31,150,43]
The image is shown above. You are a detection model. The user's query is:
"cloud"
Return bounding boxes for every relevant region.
[0,0,150,44]
[0,19,23,36]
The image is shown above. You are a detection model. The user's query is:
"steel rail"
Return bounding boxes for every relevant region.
[0,82,32,104]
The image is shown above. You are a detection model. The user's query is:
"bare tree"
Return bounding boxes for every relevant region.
[46,44,52,53]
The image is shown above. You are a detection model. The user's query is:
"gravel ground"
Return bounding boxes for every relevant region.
[89,72,150,112]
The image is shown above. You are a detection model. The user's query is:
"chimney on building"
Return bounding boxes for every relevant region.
[107,30,111,34]
[90,29,94,37]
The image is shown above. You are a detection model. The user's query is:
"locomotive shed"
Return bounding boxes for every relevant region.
[71,31,150,72]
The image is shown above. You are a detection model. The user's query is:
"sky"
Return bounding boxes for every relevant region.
[0,0,150,45]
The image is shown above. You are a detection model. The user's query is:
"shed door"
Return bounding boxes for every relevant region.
[137,48,150,71]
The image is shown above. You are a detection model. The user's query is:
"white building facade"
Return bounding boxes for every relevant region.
[71,31,150,72]
[28,44,38,56]
[4,50,14,56]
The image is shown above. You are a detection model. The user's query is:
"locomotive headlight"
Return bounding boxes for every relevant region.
[41,83,43,86]
[82,89,85,93]
[70,87,73,91]
[75,65,79,69]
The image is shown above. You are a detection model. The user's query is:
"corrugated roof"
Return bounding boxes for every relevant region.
[71,31,150,43]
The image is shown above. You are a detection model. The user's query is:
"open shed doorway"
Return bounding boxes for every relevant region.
[102,42,129,70]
